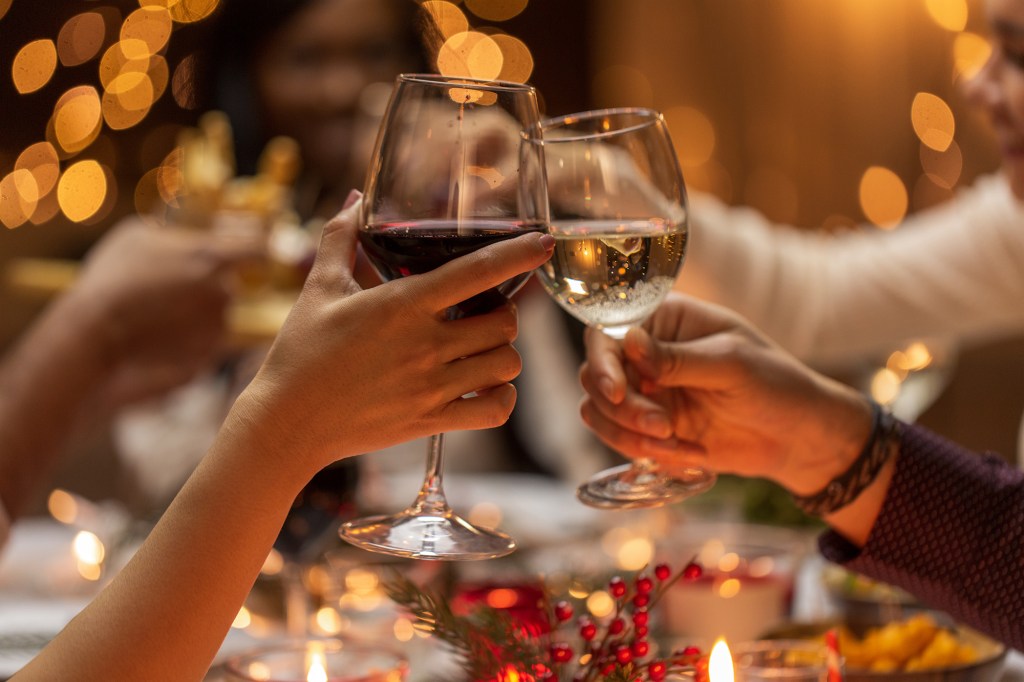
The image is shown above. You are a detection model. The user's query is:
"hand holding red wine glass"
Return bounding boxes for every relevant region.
[338,74,548,560]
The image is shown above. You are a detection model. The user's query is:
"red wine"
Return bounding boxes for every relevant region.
[359,220,546,318]
[274,460,360,561]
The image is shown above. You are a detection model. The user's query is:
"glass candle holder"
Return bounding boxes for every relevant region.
[223,637,407,682]
[733,639,838,682]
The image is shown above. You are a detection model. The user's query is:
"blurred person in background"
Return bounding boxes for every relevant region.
[0,217,262,547]
[674,0,1024,457]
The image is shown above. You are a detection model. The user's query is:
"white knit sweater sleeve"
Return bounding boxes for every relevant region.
[677,174,1024,363]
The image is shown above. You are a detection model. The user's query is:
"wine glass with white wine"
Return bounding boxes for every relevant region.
[532,107,716,509]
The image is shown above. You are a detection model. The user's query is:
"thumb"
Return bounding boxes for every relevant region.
[624,327,736,391]
[309,190,362,292]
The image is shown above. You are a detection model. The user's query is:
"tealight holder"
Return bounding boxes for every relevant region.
[733,639,837,682]
[222,637,407,682]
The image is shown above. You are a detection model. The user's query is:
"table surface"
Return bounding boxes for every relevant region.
[1,510,1021,680]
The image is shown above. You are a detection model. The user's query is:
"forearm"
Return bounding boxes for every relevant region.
[14,400,313,682]
[0,292,110,519]
[819,424,1024,649]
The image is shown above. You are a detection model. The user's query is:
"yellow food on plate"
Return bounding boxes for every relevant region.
[833,613,980,672]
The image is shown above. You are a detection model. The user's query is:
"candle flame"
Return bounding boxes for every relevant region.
[709,638,735,682]
[306,648,328,682]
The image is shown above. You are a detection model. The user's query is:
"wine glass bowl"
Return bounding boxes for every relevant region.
[532,107,716,509]
[338,74,547,560]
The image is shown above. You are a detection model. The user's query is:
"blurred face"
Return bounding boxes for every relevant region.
[964,0,1024,197]
[255,0,419,193]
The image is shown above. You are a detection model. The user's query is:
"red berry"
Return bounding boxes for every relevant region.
[609,617,625,635]
[635,574,654,594]
[554,600,573,622]
[633,593,650,608]
[683,562,703,580]
[649,661,668,681]
[616,644,633,665]
[636,625,649,638]
[683,645,702,656]
[632,639,650,657]
[600,664,616,676]
[550,642,573,663]
[579,619,597,641]
[633,610,649,627]
[654,563,672,581]
[609,576,627,598]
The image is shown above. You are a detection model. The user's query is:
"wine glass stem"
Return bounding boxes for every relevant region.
[282,560,309,637]
[408,433,451,515]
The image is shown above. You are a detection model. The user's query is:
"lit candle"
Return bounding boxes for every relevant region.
[709,638,735,682]
[305,644,328,682]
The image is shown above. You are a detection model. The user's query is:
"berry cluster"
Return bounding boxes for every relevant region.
[536,559,707,682]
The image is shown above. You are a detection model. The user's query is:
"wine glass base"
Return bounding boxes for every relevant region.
[576,463,716,510]
[338,511,516,561]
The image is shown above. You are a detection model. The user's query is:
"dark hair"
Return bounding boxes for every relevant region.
[188,0,428,174]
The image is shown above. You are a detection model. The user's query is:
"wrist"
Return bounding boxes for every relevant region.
[792,397,901,517]
[783,382,875,497]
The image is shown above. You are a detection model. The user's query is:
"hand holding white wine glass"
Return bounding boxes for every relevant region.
[532,108,716,509]
[338,74,548,559]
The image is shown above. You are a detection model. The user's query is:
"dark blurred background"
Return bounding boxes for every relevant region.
[1,0,1020,459]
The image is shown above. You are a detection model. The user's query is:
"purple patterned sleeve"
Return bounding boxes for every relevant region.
[818,423,1024,650]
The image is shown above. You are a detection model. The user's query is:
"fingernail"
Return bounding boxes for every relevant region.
[599,377,616,402]
[641,412,671,437]
[343,189,362,209]
[538,233,555,251]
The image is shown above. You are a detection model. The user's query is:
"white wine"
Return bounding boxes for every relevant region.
[537,218,687,337]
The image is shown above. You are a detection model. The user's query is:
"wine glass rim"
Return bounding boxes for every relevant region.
[397,72,536,93]
[537,107,664,142]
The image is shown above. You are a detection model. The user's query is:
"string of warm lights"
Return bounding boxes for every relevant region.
[3,0,989,233]
[0,0,536,232]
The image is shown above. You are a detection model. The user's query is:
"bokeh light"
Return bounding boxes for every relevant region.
[171,53,200,109]
[99,41,151,89]
[953,32,991,80]
[0,170,38,228]
[664,105,716,167]
[57,159,107,222]
[148,0,220,25]
[16,142,61,199]
[121,6,173,57]
[0,0,12,21]
[437,31,503,80]
[924,0,968,32]
[464,0,528,22]
[57,12,107,67]
[859,166,908,228]
[492,33,533,83]
[911,92,955,152]
[52,86,103,154]
[422,1,469,39]
[103,72,155,129]
[12,39,58,94]
[919,139,962,189]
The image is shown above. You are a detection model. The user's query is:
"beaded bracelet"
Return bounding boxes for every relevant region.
[791,401,902,517]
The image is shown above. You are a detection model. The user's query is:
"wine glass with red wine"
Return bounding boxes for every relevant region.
[337,74,547,560]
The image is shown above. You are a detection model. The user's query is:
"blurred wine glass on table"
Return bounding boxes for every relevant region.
[273,461,361,636]
[532,107,715,510]
[338,74,548,560]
